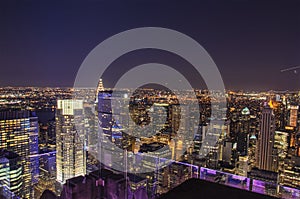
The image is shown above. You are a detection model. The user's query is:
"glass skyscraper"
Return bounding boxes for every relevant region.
[0,110,39,198]
[56,100,86,184]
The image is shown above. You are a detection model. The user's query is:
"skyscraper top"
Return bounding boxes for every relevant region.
[0,110,36,120]
[97,78,104,93]
[0,149,20,160]
[95,78,105,102]
[241,107,250,115]
[57,100,83,115]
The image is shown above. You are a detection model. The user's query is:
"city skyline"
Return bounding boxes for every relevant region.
[1,1,300,199]
[0,86,299,198]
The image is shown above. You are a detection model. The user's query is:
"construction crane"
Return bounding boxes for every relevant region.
[280,66,300,74]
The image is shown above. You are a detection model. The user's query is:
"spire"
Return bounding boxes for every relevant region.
[95,78,104,102]
[97,78,104,93]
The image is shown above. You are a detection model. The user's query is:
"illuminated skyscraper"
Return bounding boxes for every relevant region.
[256,104,276,171]
[0,150,23,198]
[98,89,113,141]
[236,107,251,156]
[95,78,105,103]
[289,105,298,127]
[89,78,105,150]
[0,110,39,198]
[56,100,86,184]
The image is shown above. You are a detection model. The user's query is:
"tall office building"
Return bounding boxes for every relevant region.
[97,88,116,166]
[289,105,298,127]
[256,104,276,171]
[236,107,251,156]
[0,150,23,198]
[34,151,57,199]
[56,100,86,184]
[221,141,233,163]
[295,130,300,157]
[0,110,39,198]
[97,88,116,140]
[86,78,106,152]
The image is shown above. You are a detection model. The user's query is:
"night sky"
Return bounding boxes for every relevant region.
[0,0,300,91]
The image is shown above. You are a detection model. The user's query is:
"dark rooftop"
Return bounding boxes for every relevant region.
[66,175,85,187]
[0,110,36,120]
[159,178,278,199]
[127,173,147,183]
[107,173,125,181]
[40,190,58,199]
[89,168,114,179]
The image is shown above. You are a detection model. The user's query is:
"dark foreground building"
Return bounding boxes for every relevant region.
[41,168,148,199]
[159,178,278,199]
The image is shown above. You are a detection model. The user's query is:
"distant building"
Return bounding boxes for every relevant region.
[295,131,300,157]
[256,104,276,172]
[289,105,298,127]
[279,156,300,189]
[39,151,56,178]
[236,156,249,176]
[34,151,57,199]
[127,173,148,199]
[273,131,288,171]
[97,89,129,170]
[248,168,278,196]
[159,162,197,193]
[0,110,39,198]
[97,89,113,143]
[222,141,233,163]
[34,176,57,199]
[202,121,227,169]
[56,100,86,184]
[236,107,251,156]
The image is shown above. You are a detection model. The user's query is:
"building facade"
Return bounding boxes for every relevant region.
[56,100,86,184]
[0,150,23,198]
[256,104,276,171]
[0,110,39,198]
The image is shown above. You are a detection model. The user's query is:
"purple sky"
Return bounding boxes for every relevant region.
[0,0,300,91]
